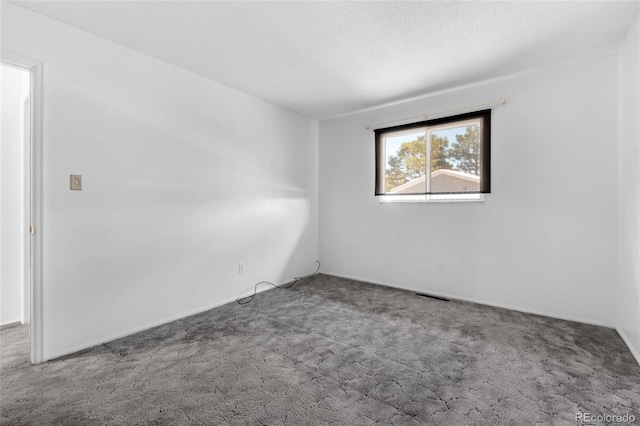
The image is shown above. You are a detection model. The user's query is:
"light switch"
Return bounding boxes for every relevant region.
[70,175,83,190]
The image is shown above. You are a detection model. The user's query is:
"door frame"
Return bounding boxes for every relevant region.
[2,49,44,364]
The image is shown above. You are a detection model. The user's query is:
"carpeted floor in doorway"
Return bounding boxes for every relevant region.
[1,274,639,425]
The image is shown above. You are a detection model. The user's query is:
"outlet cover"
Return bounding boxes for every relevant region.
[70,175,83,190]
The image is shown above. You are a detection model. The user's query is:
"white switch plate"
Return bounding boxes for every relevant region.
[70,175,83,190]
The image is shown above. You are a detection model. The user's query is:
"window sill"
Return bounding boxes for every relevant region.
[379,194,485,203]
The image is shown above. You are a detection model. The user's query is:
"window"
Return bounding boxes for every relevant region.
[375,110,491,202]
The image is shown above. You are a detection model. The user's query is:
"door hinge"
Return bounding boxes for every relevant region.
[29,225,35,235]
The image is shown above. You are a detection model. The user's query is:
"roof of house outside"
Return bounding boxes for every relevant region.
[389,169,479,194]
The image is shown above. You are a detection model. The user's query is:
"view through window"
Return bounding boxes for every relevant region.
[375,110,490,199]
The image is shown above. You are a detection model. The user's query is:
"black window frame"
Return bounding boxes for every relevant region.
[375,109,491,196]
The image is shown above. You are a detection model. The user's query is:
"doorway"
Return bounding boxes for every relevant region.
[1,51,43,364]
[1,63,30,329]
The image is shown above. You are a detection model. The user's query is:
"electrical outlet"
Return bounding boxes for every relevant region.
[437,262,446,273]
[238,264,244,274]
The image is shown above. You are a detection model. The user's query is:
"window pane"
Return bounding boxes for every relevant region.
[429,123,480,193]
[385,131,426,193]
[375,109,490,197]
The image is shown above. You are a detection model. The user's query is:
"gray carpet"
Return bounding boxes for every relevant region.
[1,274,639,425]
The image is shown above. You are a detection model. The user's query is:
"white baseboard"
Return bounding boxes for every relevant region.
[616,327,640,367]
[0,320,22,329]
[44,286,275,361]
[321,271,614,329]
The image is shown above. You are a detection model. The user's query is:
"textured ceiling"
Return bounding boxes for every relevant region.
[11,1,640,120]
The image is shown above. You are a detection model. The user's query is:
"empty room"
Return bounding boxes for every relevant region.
[1,1,639,424]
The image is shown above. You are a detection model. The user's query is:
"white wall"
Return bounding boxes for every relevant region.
[1,64,29,326]
[1,3,318,359]
[320,54,618,327]
[617,11,640,364]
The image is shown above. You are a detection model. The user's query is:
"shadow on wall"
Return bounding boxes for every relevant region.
[44,71,317,352]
